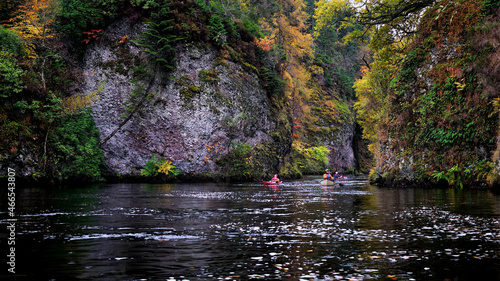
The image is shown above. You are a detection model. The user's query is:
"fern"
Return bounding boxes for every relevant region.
[134,4,181,70]
[208,14,227,46]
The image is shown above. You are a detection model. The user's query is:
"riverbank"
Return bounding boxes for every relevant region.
[370,174,500,189]
[7,169,366,187]
[10,165,499,189]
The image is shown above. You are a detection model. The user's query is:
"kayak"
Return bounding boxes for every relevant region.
[320,179,336,186]
[262,180,282,185]
[321,179,344,186]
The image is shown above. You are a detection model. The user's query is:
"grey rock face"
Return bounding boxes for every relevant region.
[325,123,356,172]
[82,20,278,175]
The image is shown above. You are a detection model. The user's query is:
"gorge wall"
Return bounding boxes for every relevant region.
[82,20,290,177]
[80,19,359,179]
[371,4,500,187]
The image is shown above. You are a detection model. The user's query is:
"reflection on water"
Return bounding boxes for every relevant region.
[1,176,500,280]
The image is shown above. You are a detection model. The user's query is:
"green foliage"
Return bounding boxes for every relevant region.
[141,155,160,176]
[141,154,179,177]
[313,146,329,167]
[49,108,105,181]
[260,67,284,97]
[216,141,259,180]
[0,25,25,55]
[474,160,499,185]
[291,141,330,173]
[432,160,499,188]
[482,0,500,15]
[393,71,496,151]
[57,0,115,49]
[0,51,25,99]
[16,93,63,123]
[135,3,181,70]
[242,17,262,38]
[0,117,31,151]
[432,165,469,189]
[314,23,361,99]
[348,0,500,187]
[130,0,160,9]
[208,14,227,45]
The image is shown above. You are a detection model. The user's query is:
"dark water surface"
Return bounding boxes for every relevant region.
[2,176,500,280]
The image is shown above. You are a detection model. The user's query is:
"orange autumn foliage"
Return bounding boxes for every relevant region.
[82,29,103,44]
[7,0,59,58]
[254,37,273,51]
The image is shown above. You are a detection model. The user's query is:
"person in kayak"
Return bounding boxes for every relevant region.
[271,174,280,184]
[334,171,340,180]
[323,169,334,181]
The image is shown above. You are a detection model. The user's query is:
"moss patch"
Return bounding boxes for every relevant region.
[175,75,201,102]
[198,69,220,83]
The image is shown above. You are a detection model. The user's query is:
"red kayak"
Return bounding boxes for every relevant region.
[262,180,282,185]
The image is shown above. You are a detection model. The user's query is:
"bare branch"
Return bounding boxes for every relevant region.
[356,0,437,27]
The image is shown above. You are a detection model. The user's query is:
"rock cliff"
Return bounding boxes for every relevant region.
[372,5,500,187]
[324,123,356,173]
[83,20,287,177]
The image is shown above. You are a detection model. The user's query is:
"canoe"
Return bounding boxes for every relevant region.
[262,180,282,185]
[320,179,336,186]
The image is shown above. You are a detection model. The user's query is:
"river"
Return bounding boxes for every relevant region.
[1,175,500,280]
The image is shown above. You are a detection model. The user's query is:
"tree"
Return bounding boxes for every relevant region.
[313,0,430,152]
[7,0,59,58]
[0,51,25,99]
[0,26,26,99]
[7,0,63,91]
[261,0,314,140]
[0,22,25,54]
[314,0,436,40]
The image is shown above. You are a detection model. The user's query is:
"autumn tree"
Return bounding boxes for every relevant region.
[313,0,431,154]
[260,0,313,140]
[8,0,59,57]
[7,0,62,91]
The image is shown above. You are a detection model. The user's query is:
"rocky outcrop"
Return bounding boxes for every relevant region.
[371,5,500,187]
[324,123,356,173]
[82,20,284,176]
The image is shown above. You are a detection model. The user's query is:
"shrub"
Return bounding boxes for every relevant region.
[0,51,25,99]
[141,155,179,177]
[216,141,258,179]
[291,141,330,174]
[49,108,105,181]
[0,25,25,55]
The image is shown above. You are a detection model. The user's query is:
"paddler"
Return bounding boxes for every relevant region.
[271,174,280,184]
[323,169,334,181]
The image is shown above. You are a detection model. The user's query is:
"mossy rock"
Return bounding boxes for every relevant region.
[175,75,194,87]
[180,85,201,100]
[198,69,220,83]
